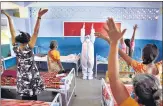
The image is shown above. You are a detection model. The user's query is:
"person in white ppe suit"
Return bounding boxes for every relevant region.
[80,23,96,80]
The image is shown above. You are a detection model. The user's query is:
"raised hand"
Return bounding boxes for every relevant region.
[1,10,10,18]
[104,18,126,44]
[133,24,138,30]
[94,32,110,44]
[38,8,48,17]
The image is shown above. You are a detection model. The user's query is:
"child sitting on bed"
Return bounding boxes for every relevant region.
[48,40,64,73]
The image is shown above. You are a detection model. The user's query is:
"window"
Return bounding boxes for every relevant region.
[1,18,15,59]
[1,30,12,58]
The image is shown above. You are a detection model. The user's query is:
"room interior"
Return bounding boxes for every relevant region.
[1,1,162,106]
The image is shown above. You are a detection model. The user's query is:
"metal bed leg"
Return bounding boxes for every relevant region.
[66,91,68,106]
[101,79,106,106]
[76,62,78,77]
[38,61,41,70]
[59,94,62,106]
[95,63,97,78]
[74,69,77,97]
[95,54,97,78]
[65,68,77,106]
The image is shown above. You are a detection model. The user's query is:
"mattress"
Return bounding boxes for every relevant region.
[1,99,50,106]
[60,54,80,63]
[1,70,72,89]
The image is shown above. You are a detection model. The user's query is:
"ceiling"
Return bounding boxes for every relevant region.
[1,1,162,9]
[28,2,162,8]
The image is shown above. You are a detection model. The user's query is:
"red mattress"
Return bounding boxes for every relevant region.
[1,70,67,89]
[1,70,17,78]
[103,84,133,106]
[1,99,50,106]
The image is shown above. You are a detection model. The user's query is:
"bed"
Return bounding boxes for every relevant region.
[34,53,80,76]
[1,56,6,74]
[95,55,108,78]
[101,78,134,106]
[1,93,62,106]
[96,55,134,78]
[1,68,76,106]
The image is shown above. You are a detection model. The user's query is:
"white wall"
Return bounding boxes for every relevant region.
[121,20,158,39]
[30,18,158,40]
[29,6,160,39]
[155,14,162,41]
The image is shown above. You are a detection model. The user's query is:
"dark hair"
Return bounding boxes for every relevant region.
[15,31,30,44]
[133,74,161,106]
[124,39,132,57]
[50,40,58,50]
[142,44,159,64]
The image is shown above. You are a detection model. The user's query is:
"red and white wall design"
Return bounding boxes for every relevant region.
[64,22,121,36]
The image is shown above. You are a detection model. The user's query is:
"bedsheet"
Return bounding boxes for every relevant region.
[1,70,72,89]
[34,54,80,63]
[61,54,80,63]
[96,55,107,62]
[103,84,133,106]
[1,99,50,106]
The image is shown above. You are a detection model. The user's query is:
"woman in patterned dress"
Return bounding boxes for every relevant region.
[1,9,48,100]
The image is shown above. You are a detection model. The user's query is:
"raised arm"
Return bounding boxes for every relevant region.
[105,18,130,104]
[118,28,125,45]
[29,8,48,48]
[118,48,133,65]
[120,37,125,45]
[1,10,16,45]
[95,31,133,65]
[130,24,137,42]
[90,24,96,43]
[80,23,85,43]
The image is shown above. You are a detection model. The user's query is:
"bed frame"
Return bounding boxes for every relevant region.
[95,54,108,78]
[34,54,80,76]
[101,78,114,106]
[1,68,76,106]
[50,93,63,106]
[1,93,62,106]
[1,56,6,74]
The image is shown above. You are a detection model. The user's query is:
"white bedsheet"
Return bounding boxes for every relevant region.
[34,54,79,63]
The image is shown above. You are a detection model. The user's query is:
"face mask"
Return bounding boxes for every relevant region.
[85,35,90,42]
